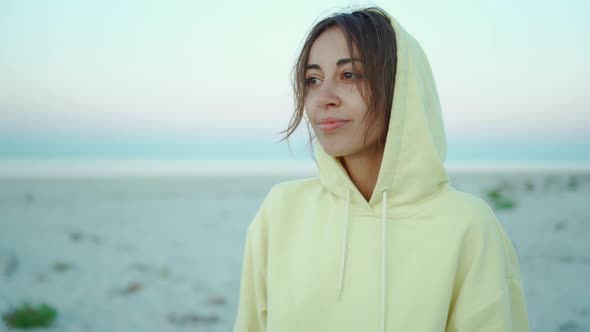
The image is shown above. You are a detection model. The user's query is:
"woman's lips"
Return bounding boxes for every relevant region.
[318,120,350,132]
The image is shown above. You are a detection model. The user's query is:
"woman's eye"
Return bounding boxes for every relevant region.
[305,77,321,85]
[342,71,358,80]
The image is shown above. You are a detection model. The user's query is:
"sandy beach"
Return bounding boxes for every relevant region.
[0,170,589,331]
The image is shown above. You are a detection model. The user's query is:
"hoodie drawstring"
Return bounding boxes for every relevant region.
[337,188,389,332]
[381,189,388,332]
[337,187,351,301]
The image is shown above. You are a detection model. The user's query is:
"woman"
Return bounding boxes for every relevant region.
[233,6,529,332]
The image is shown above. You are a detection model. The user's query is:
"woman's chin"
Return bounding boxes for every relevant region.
[319,143,351,158]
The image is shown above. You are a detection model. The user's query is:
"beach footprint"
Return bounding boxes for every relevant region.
[69,231,102,245]
[167,312,219,327]
[207,296,226,306]
[0,249,18,278]
[559,320,581,331]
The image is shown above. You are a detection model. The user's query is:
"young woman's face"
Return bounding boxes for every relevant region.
[304,27,384,158]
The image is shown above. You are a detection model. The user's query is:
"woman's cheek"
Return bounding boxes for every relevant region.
[303,98,316,115]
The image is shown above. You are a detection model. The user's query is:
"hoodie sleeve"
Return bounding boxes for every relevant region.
[232,189,273,332]
[446,202,530,332]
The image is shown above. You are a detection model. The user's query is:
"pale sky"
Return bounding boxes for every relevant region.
[0,0,588,161]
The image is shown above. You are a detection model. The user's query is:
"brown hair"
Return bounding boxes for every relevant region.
[279,6,397,156]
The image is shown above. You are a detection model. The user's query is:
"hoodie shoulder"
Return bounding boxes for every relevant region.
[252,176,322,215]
[440,185,523,282]
[442,187,529,330]
[269,176,323,199]
[438,185,503,229]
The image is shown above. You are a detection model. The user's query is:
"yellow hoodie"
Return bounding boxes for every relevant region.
[233,14,530,332]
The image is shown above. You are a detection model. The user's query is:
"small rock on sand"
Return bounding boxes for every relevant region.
[118,281,143,295]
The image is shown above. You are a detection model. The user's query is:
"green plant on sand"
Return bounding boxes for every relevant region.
[567,175,578,191]
[486,187,516,211]
[52,261,72,272]
[2,302,58,329]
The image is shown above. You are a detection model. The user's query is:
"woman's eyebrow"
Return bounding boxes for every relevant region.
[336,58,362,66]
[306,58,362,71]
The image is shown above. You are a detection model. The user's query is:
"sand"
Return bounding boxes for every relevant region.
[0,170,588,331]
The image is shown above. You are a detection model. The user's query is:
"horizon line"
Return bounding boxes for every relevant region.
[1,159,590,177]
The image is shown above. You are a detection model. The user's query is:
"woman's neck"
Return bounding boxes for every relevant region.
[339,146,384,202]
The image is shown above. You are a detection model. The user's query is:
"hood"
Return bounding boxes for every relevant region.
[313,14,451,332]
[315,15,450,211]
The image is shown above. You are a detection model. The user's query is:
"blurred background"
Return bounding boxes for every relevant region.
[0,0,588,331]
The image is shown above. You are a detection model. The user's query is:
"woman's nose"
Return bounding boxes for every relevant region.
[316,81,341,110]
